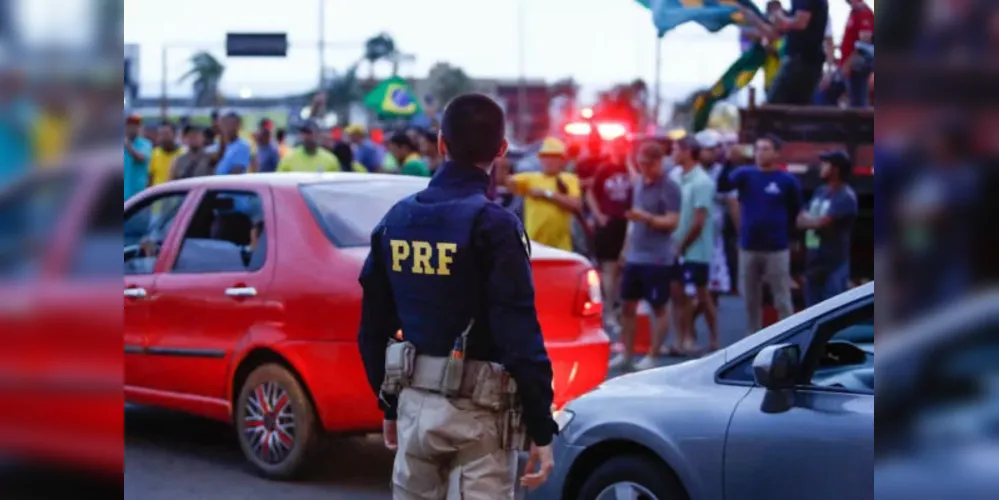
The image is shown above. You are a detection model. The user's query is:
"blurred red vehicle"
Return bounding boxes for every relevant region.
[0,152,122,477]
[123,172,610,479]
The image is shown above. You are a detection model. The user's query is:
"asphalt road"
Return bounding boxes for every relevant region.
[125,297,749,499]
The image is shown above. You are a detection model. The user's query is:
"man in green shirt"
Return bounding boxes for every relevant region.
[277,123,342,173]
[671,137,719,352]
[386,132,430,177]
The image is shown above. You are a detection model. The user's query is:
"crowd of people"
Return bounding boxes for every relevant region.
[123,111,443,201]
[497,130,859,372]
[740,0,875,108]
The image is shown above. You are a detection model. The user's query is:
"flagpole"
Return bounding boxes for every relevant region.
[517,0,528,142]
[653,34,662,128]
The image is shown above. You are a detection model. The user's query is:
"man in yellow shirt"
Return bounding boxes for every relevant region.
[147,123,183,186]
[277,123,342,173]
[504,137,583,251]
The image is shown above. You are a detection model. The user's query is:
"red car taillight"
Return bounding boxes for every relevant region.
[574,269,603,317]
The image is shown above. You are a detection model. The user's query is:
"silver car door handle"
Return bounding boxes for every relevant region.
[124,288,147,299]
[224,286,257,298]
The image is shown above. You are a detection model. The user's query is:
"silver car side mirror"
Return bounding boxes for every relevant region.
[753,344,801,390]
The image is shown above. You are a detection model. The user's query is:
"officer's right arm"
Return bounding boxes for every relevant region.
[475,204,558,447]
[357,223,402,420]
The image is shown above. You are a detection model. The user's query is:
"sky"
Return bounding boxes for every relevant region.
[124,0,853,103]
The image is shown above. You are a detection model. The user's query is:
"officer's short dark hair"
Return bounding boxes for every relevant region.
[758,134,783,150]
[440,93,505,164]
[388,132,417,152]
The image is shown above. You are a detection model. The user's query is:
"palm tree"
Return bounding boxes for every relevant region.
[362,33,396,81]
[179,52,226,107]
[432,65,474,106]
[325,63,363,123]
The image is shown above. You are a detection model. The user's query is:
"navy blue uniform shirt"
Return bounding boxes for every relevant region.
[357,161,558,447]
[731,166,803,252]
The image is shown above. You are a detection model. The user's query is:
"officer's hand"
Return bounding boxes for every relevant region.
[520,443,555,490]
[383,420,398,451]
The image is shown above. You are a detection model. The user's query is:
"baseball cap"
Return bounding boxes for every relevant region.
[695,129,722,149]
[125,113,142,125]
[344,124,367,135]
[538,137,567,157]
[819,150,852,175]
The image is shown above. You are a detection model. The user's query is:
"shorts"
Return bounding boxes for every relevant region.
[593,218,628,262]
[620,263,675,308]
[678,262,710,287]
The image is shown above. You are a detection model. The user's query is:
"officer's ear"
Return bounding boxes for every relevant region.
[496,139,509,159]
[437,132,447,158]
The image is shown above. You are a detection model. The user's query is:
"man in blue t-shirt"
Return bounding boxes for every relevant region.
[798,151,858,307]
[215,112,252,175]
[728,135,802,334]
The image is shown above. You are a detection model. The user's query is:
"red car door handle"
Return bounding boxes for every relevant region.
[224,286,257,298]
[124,288,147,299]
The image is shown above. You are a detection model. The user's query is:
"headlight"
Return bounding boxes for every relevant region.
[554,409,575,432]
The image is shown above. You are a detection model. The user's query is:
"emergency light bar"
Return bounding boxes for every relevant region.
[563,122,629,141]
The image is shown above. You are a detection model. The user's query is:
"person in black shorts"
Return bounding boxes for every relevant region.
[608,142,683,372]
[585,141,634,333]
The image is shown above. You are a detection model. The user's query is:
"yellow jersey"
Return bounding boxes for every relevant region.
[277,147,342,173]
[148,147,183,186]
[510,172,581,251]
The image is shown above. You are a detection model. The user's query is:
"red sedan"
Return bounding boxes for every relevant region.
[124,172,610,479]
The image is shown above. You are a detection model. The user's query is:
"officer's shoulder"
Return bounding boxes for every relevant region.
[475,202,523,234]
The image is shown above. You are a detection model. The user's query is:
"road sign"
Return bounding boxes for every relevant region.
[226,33,288,57]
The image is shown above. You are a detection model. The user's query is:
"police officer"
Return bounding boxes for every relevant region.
[358,94,557,499]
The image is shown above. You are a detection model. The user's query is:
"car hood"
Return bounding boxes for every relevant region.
[588,351,726,398]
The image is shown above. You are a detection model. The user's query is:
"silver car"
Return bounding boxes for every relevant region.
[532,283,874,500]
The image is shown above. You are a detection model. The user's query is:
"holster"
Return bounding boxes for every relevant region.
[500,407,529,451]
[381,340,416,397]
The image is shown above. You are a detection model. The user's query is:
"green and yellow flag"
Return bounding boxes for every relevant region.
[363,76,422,118]
[691,39,783,132]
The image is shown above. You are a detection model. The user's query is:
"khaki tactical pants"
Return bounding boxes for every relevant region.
[392,388,517,500]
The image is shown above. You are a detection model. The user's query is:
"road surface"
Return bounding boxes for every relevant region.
[125,297,750,499]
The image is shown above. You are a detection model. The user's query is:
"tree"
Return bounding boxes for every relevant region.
[179,51,225,107]
[325,63,363,123]
[362,33,397,80]
[432,65,474,106]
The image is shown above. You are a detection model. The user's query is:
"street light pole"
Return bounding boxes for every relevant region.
[318,0,326,89]
[517,0,528,142]
[161,45,169,119]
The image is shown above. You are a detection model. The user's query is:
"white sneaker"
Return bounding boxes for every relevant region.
[633,356,658,371]
[608,353,631,370]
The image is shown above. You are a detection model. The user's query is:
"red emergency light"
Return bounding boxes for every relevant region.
[564,121,628,141]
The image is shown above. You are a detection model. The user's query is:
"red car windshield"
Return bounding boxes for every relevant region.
[301,178,426,247]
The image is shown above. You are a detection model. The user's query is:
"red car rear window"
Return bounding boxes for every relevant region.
[301,179,426,247]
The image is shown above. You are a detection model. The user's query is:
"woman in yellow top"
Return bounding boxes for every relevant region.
[504,137,583,251]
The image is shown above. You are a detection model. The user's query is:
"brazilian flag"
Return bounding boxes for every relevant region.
[691,39,783,131]
[363,76,422,118]
[634,0,763,36]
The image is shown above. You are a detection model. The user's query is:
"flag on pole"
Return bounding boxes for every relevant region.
[363,76,422,118]
[634,0,763,36]
[690,39,783,132]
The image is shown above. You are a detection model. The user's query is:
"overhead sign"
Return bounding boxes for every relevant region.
[226,33,288,57]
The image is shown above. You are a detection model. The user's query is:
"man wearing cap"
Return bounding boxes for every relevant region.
[124,114,153,200]
[277,123,341,173]
[798,151,858,306]
[346,124,385,173]
[215,112,252,175]
[504,137,583,252]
